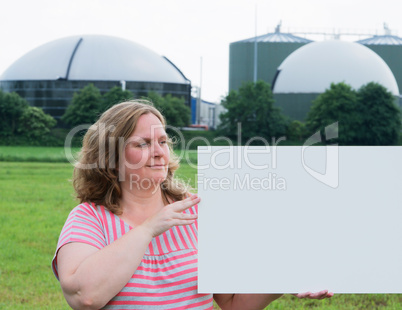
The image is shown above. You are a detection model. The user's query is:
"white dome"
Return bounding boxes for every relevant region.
[0,35,188,84]
[273,40,399,95]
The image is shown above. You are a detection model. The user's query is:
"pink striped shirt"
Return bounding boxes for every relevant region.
[52,202,213,310]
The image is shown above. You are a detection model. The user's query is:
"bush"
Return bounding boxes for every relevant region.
[0,90,58,145]
[18,106,57,140]
[0,90,29,137]
[286,120,307,141]
[218,81,289,143]
[101,86,133,113]
[356,82,401,145]
[62,83,102,126]
[146,92,191,128]
[306,82,401,145]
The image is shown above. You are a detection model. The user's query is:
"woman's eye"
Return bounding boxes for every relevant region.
[137,143,149,148]
[160,140,167,145]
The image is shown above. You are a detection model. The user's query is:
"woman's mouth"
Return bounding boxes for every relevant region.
[147,164,166,169]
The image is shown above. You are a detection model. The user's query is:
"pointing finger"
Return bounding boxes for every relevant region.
[172,195,201,212]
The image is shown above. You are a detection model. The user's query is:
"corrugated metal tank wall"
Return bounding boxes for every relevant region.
[273,93,319,121]
[258,43,307,86]
[229,32,311,92]
[229,42,254,91]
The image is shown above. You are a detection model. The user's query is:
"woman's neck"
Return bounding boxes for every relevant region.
[119,184,166,226]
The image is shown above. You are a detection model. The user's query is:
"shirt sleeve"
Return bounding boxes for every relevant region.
[51,203,107,280]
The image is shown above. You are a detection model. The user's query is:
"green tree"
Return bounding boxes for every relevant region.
[146,92,190,128]
[306,82,401,145]
[356,82,401,145]
[218,80,288,142]
[0,90,29,136]
[18,106,57,140]
[101,86,133,113]
[286,120,307,141]
[306,83,360,145]
[62,83,102,126]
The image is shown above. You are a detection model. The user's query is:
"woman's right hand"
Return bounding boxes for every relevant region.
[140,195,200,238]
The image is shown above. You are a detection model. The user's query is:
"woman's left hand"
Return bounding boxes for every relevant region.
[293,290,334,299]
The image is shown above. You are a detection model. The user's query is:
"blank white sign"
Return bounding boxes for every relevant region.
[197,146,402,294]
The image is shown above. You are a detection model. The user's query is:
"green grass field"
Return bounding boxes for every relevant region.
[0,146,402,309]
[0,146,80,162]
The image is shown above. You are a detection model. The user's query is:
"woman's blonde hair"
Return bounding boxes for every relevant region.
[73,99,188,214]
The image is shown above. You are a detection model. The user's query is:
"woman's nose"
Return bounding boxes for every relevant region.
[151,142,164,157]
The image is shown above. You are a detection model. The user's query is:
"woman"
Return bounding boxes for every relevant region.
[52,100,333,309]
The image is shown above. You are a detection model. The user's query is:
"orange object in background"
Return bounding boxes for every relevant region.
[188,124,208,131]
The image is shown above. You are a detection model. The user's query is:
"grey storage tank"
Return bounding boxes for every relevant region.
[229,25,312,92]
[357,34,402,96]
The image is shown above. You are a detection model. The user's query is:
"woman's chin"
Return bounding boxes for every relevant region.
[149,174,168,185]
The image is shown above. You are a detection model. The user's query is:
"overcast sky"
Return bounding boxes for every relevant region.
[1,0,401,102]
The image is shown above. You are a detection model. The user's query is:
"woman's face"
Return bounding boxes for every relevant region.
[121,113,170,189]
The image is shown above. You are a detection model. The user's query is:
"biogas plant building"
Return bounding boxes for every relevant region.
[0,35,191,121]
[1,27,402,124]
[229,26,402,120]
